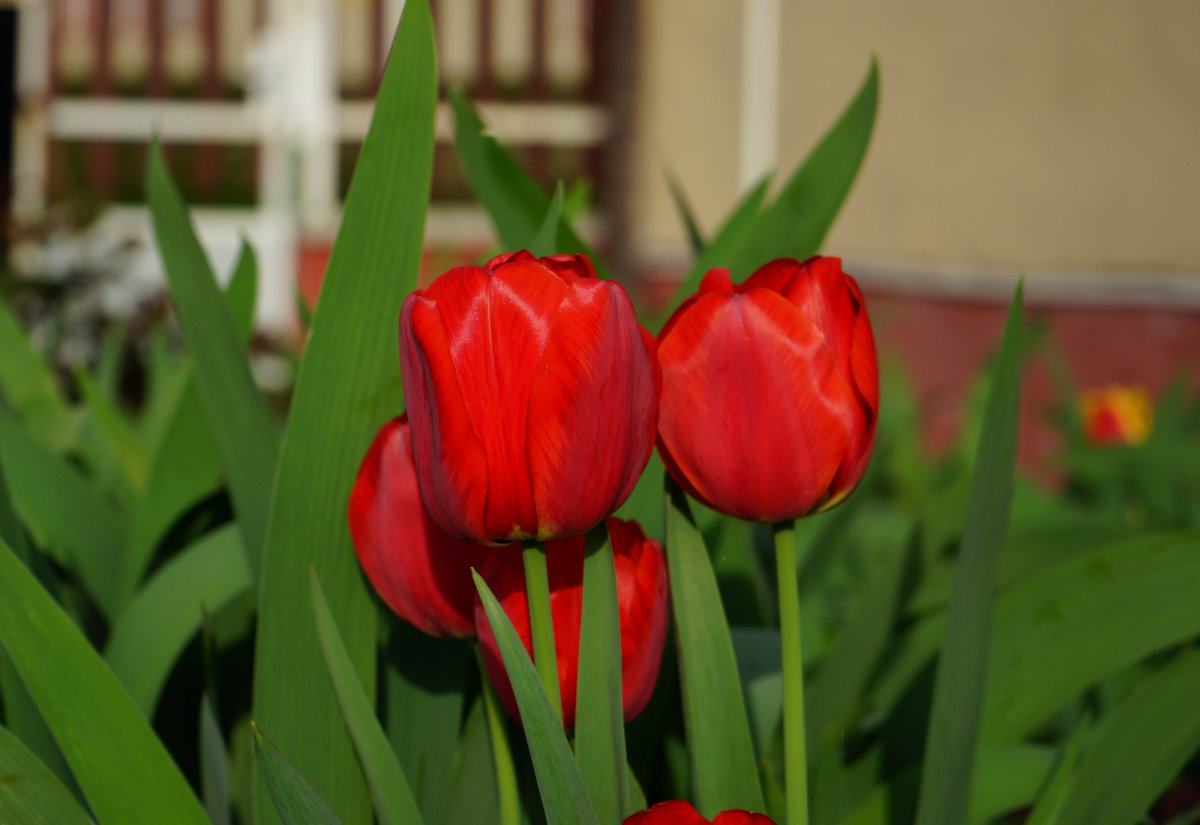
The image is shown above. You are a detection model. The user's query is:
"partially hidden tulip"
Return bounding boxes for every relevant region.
[656,256,878,523]
[1080,384,1153,446]
[624,800,777,825]
[474,517,668,729]
[401,251,661,545]
[347,415,499,637]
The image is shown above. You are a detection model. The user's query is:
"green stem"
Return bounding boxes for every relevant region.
[775,519,809,825]
[522,540,562,721]
[478,649,521,825]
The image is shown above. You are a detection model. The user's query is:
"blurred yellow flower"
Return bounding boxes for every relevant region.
[1079,385,1153,446]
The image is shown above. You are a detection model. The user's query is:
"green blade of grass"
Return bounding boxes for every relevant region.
[251,4,437,823]
[105,526,252,717]
[449,92,597,264]
[574,525,629,823]
[664,169,706,254]
[0,537,208,825]
[147,147,278,575]
[914,282,1025,825]
[252,724,343,825]
[530,183,567,257]
[1053,650,1200,825]
[0,410,125,618]
[0,724,94,825]
[309,569,425,825]
[728,59,879,278]
[473,571,601,825]
[664,478,764,816]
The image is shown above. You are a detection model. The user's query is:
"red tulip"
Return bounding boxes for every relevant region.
[474,518,668,729]
[347,415,499,637]
[656,257,878,523]
[624,800,777,824]
[1079,384,1152,446]
[400,251,660,545]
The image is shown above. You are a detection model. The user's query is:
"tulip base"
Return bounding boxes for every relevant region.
[522,540,563,721]
[774,519,810,825]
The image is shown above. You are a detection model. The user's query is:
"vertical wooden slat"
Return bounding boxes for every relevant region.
[89,0,117,197]
[195,0,221,198]
[594,0,635,274]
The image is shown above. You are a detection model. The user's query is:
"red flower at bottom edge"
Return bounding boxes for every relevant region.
[624,800,777,825]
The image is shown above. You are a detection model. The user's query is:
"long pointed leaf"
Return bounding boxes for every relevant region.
[0,724,94,825]
[105,526,252,717]
[664,478,764,816]
[309,569,425,825]
[914,283,1025,825]
[251,4,437,822]
[473,571,601,825]
[574,526,629,823]
[147,146,278,574]
[252,724,343,825]
[0,537,209,825]
[729,59,879,277]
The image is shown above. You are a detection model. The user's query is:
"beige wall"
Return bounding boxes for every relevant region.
[631,0,1200,301]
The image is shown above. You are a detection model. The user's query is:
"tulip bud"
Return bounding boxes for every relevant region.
[623,800,777,824]
[1079,384,1153,446]
[347,416,499,637]
[656,257,879,523]
[474,518,668,729]
[400,251,661,545]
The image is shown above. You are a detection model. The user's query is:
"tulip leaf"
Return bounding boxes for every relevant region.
[0,724,94,825]
[382,622,471,825]
[252,724,344,825]
[309,569,425,825]
[729,57,879,278]
[473,571,601,825]
[0,409,125,618]
[251,4,437,823]
[105,525,252,718]
[838,745,1055,825]
[0,303,76,450]
[914,282,1025,825]
[449,92,598,266]
[656,175,769,328]
[445,699,500,825]
[0,536,209,825]
[200,694,233,825]
[574,525,630,823]
[664,478,764,816]
[981,529,1200,741]
[664,169,706,254]
[531,182,567,258]
[147,144,278,577]
[1023,718,1091,825]
[1052,650,1200,825]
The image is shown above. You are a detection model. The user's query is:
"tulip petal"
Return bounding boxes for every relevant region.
[347,418,496,637]
[623,800,710,824]
[401,281,490,542]
[527,281,659,538]
[657,289,858,522]
[611,521,669,720]
[711,811,777,825]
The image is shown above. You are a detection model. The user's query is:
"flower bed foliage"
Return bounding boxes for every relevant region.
[1,3,1199,825]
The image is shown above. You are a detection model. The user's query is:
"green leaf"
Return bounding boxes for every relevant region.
[309,569,425,825]
[654,176,769,328]
[664,170,706,254]
[728,58,879,278]
[449,92,596,264]
[574,525,629,823]
[729,626,782,757]
[104,526,252,717]
[473,571,601,825]
[1023,718,1090,825]
[0,537,209,825]
[914,283,1024,825]
[445,699,500,825]
[0,410,125,618]
[982,530,1200,742]
[226,239,260,337]
[838,745,1054,825]
[1053,650,1200,825]
[200,694,233,825]
[531,182,567,257]
[0,303,75,450]
[252,724,344,825]
[75,368,147,495]
[147,143,278,576]
[664,479,764,816]
[251,5,437,823]
[0,724,94,825]
[382,622,470,825]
